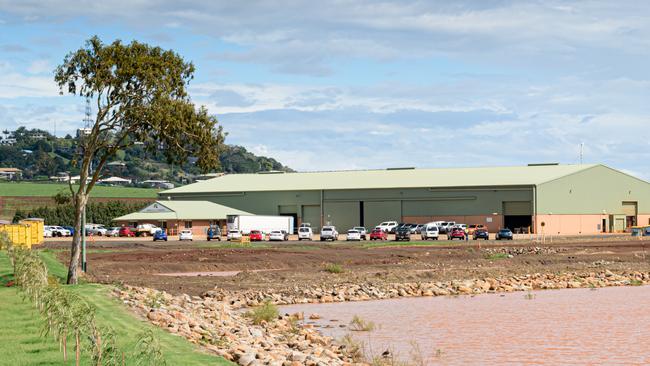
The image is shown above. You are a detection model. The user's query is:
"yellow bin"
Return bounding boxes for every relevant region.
[20,218,45,245]
[0,224,33,249]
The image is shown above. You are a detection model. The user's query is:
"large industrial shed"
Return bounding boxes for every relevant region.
[159,164,650,235]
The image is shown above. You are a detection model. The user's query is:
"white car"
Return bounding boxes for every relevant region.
[179,229,193,241]
[298,227,313,240]
[421,224,440,240]
[136,223,160,237]
[377,221,398,233]
[45,225,71,237]
[105,227,120,237]
[227,229,242,241]
[352,226,368,240]
[439,221,456,234]
[86,224,107,236]
[268,230,285,241]
[320,226,339,241]
[43,226,54,238]
[346,229,361,241]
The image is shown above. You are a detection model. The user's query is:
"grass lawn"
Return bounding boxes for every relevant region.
[0,251,232,365]
[0,182,159,198]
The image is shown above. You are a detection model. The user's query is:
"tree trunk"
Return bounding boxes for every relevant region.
[67,193,88,285]
[75,331,80,366]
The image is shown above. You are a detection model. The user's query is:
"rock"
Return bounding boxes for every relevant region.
[238,352,257,366]
[309,313,321,320]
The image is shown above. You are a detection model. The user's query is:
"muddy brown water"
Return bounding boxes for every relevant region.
[281,286,650,365]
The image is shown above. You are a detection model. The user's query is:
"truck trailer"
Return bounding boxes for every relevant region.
[227,215,294,235]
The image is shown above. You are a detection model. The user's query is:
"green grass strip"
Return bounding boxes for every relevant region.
[0,251,232,365]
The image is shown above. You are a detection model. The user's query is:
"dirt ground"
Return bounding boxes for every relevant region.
[43,235,650,296]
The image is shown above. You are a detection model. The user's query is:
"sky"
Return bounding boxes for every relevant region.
[0,1,649,178]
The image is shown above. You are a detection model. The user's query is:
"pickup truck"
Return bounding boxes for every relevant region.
[135,224,160,237]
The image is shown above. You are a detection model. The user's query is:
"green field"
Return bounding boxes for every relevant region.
[0,182,159,198]
[0,250,231,365]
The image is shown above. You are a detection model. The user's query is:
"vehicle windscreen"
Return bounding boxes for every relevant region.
[299,228,309,232]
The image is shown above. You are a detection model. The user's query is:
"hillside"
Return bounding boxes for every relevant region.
[0,127,292,184]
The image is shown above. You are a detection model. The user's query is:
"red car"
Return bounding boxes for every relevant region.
[119,227,135,237]
[369,228,388,240]
[249,230,265,241]
[449,228,466,240]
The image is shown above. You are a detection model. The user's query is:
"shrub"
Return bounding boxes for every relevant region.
[324,263,344,274]
[349,315,375,332]
[245,301,279,325]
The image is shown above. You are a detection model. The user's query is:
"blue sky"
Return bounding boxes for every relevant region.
[0,1,649,178]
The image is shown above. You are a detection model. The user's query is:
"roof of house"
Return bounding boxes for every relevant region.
[100,176,131,183]
[113,200,252,221]
[161,164,601,194]
[0,167,22,172]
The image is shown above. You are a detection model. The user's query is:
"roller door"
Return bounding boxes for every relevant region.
[364,201,401,228]
[302,205,321,231]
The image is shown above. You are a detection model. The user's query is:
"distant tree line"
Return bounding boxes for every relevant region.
[0,126,292,182]
[13,200,146,226]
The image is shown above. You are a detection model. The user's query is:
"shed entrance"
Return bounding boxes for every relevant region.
[503,201,533,233]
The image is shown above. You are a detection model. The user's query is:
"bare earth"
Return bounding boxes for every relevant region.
[43,235,650,296]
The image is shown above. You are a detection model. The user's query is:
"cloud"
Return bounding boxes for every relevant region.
[27,59,52,74]
[1,44,29,53]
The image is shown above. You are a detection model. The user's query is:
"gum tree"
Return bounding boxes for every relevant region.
[55,36,224,284]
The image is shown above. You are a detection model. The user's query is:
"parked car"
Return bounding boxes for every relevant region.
[352,226,367,240]
[414,224,426,234]
[300,223,312,228]
[298,226,313,240]
[227,229,242,241]
[269,230,285,241]
[86,224,107,236]
[420,224,439,240]
[179,229,193,241]
[43,226,53,238]
[62,226,75,235]
[369,227,388,240]
[346,229,362,241]
[119,226,136,237]
[496,228,514,240]
[207,226,221,241]
[395,225,411,241]
[135,224,160,237]
[153,229,168,241]
[48,226,72,237]
[249,230,265,241]
[439,222,456,234]
[408,224,420,234]
[449,228,466,240]
[280,230,290,241]
[377,221,398,233]
[468,224,486,235]
[105,227,121,237]
[320,226,339,241]
[473,229,490,240]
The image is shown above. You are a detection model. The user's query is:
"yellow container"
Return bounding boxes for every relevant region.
[19,218,45,245]
[0,224,33,249]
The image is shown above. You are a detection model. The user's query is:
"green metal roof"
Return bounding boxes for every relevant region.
[161,164,601,194]
[113,200,252,221]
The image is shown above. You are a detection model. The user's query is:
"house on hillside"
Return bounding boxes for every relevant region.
[0,168,22,180]
[99,176,132,185]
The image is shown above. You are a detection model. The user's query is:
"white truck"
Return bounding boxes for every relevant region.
[227,215,294,235]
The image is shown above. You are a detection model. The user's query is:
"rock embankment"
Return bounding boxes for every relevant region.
[116,286,361,366]
[203,270,650,308]
[117,270,649,366]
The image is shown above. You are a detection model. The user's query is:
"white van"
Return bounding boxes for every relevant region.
[421,224,440,240]
[298,226,313,240]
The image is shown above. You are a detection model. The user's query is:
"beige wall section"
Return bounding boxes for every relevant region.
[638,215,650,227]
[402,215,504,232]
[535,214,609,235]
[537,165,650,215]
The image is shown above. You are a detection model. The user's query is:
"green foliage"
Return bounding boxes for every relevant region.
[16,200,147,226]
[349,315,375,332]
[245,301,279,325]
[485,253,509,260]
[133,329,167,366]
[324,263,344,274]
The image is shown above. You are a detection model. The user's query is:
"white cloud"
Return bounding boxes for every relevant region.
[27,59,52,74]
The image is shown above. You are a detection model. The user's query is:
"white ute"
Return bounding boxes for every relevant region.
[298,226,313,240]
